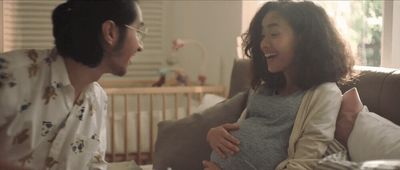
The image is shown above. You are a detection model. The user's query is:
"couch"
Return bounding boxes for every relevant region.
[153,59,400,170]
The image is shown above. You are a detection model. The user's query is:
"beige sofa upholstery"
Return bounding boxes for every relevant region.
[153,59,400,170]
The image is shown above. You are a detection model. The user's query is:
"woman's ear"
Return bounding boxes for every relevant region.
[102,20,118,47]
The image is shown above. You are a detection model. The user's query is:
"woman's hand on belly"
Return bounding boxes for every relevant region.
[207,123,241,159]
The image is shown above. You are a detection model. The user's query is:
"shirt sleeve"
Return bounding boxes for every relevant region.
[276,83,342,170]
[88,125,107,170]
[0,52,23,128]
[88,86,108,170]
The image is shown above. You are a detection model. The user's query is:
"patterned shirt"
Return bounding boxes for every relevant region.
[0,49,108,170]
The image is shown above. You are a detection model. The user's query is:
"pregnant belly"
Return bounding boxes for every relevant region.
[231,118,275,156]
[227,118,288,168]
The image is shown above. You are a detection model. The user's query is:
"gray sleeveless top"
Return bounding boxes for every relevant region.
[210,85,305,170]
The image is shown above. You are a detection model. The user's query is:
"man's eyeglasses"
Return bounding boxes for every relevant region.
[125,25,148,42]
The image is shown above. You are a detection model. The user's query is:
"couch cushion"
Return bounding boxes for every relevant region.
[228,59,252,98]
[153,91,248,170]
[317,152,400,170]
[335,87,363,146]
[338,66,400,126]
[379,70,400,125]
[347,106,400,161]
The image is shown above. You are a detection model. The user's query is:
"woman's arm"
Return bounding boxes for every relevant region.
[276,83,342,169]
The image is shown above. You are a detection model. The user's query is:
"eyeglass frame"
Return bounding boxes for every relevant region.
[125,24,148,42]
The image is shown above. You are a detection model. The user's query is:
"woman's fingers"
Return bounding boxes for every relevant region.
[218,142,234,156]
[213,146,226,159]
[223,131,240,145]
[207,124,241,158]
[221,137,240,153]
[222,123,240,131]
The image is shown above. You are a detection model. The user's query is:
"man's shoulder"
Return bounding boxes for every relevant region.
[1,49,52,69]
[90,82,108,100]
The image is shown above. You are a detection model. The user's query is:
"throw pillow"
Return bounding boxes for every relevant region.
[347,106,400,162]
[360,160,400,169]
[192,94,226,113]
[153,91,248,170]
[335,87,363,147]
[317,152,400,170]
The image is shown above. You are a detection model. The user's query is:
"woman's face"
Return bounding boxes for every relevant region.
[260,11,296,74]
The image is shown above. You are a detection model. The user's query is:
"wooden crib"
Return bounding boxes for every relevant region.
[99,79,226,165]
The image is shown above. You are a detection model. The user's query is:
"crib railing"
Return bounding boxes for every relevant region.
[102,84,225,164]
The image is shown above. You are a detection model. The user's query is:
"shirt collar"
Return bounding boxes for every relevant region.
[49,48,72,88]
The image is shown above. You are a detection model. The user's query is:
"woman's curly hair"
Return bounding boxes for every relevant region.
[242,1,357,90]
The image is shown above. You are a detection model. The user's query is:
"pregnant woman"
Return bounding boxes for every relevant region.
[203,1,356,169]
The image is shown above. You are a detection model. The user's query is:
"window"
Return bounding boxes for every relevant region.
[314,1,383,67]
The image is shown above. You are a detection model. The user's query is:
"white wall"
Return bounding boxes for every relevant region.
[241,1,260,34]
[0,1,3,52]
[163,1,242,88]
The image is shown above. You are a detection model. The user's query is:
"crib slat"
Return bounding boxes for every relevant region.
[199,92,204,102]
[187,93,192,116]
[162,94,166,121]
[149,94,154,161]
[111,95,115,162]
[104,86,225,94]
[197,93,202,102]
[103,85,226,164]
[136,94,141,164]
[174,93,178,119]
[124,94,128,161]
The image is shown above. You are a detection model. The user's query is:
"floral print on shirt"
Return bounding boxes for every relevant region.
[0,57,17,88]
[0,49,108,170]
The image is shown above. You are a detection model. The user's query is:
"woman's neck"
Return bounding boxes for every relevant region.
[64,58,104,101]
[277,84,299,96]
[277,72,299,96]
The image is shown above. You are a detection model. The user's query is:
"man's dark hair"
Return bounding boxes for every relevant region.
[52,0,138,67]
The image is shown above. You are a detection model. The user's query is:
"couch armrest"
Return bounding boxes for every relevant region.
[153,91,249,170]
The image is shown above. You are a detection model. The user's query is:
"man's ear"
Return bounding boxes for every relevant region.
[102,20,119,47]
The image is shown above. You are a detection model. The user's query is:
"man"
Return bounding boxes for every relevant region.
[0,0,145,169]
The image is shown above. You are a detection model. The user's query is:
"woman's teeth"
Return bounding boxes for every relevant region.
[264,53,277,59]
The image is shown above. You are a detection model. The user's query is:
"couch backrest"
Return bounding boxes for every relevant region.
[228,59,400,125]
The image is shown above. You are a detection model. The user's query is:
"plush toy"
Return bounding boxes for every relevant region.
[154,38,208,87]
[152,74,166,87]
[153,67,189,87]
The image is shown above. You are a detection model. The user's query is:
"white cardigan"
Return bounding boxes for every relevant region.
[238,82,342,170]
